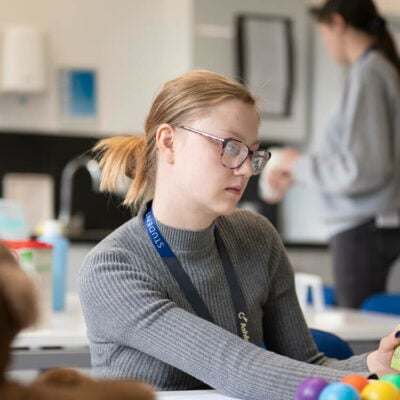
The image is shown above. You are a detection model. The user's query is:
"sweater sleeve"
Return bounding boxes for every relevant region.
[79,247,371,400]
[294,66,394,196]
[260,230,369,371]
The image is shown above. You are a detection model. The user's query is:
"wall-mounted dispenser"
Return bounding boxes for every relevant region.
[0,26,47,93]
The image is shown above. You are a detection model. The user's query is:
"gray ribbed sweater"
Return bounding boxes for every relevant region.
[78,206,370,400]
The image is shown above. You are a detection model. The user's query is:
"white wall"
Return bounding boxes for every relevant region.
[0,0,309,141]
[0,0,192,135]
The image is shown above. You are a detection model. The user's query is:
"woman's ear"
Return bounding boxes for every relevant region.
[156,124,176,164]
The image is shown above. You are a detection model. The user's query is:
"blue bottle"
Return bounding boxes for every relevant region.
[38,219,69,311]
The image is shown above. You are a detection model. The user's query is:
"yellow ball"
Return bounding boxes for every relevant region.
[361,381,400,400]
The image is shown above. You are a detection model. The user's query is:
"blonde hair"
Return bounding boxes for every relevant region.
[94,70,257,214]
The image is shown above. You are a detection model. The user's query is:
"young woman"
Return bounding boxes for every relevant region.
[78,70,400,400]
[261,0,400,308]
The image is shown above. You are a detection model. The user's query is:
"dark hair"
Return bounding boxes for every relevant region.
[312,0,400,76]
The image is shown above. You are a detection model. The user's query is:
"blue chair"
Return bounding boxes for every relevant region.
[295,273,335,309]
[307,285,336,307]
[261,328,353,360]
[360,293,400,315]
[310,328,354,360]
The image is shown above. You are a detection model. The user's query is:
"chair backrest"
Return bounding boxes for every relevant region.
[360,293,400,315]
[310,328,354,360]
[307,285,336,307]
[261,329,353,360]
[295,273,325,311]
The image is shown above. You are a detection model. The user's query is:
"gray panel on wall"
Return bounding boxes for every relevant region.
[280,13,344,244]
[192,0,309,143]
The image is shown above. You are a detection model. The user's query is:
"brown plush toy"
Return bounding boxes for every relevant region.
[0,241,156,400]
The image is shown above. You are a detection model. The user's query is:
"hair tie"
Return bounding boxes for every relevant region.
[367,16,386,34]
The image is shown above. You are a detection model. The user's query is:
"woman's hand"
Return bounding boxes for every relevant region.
[267,169,294,194]
[366,325,400,377]
[259,167,294,204]
[258,146,300,204]
[279,147,301,173]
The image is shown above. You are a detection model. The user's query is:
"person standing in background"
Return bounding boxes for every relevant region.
[260,0,400,308]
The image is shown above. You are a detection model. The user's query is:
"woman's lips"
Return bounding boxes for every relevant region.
[226,186,242,195]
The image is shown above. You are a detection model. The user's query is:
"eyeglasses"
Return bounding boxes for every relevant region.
[179,126,271,175]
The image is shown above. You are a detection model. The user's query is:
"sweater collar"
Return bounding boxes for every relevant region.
[138,202,216,253]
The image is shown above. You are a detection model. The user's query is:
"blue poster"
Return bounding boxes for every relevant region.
[59,68,97,120]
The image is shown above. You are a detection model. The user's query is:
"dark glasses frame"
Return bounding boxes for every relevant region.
[179,125,271,175]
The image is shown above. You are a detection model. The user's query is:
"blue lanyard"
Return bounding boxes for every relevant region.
[144,204,250,341]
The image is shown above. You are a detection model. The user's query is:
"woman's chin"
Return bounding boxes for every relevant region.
[214,201,239,217]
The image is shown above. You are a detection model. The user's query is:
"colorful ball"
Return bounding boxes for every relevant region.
[341,375,369,392]
[380,373,400,390]
[361,380,400,400]
[295,377,329,400]
[319,382,360,400]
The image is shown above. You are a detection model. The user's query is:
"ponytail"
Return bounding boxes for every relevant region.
[93,135,155,215]
[374,26,400,78]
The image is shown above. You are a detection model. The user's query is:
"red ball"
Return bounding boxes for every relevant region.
[341,375,369,392]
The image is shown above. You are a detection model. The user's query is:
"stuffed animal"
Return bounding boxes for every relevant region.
[0,240,155,400]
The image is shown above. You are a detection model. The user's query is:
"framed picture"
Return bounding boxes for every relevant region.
[237,14,294,118]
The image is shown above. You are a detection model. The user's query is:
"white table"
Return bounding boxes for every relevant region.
[303,305,399,353]
[303,306,399,341]
[10,294,90,371]
[10,297,400,370]
[157,390,233,400]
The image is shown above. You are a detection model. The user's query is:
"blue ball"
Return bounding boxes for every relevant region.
[319,382,360,400]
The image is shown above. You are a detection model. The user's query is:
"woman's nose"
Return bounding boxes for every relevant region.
[234,156,253,177]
